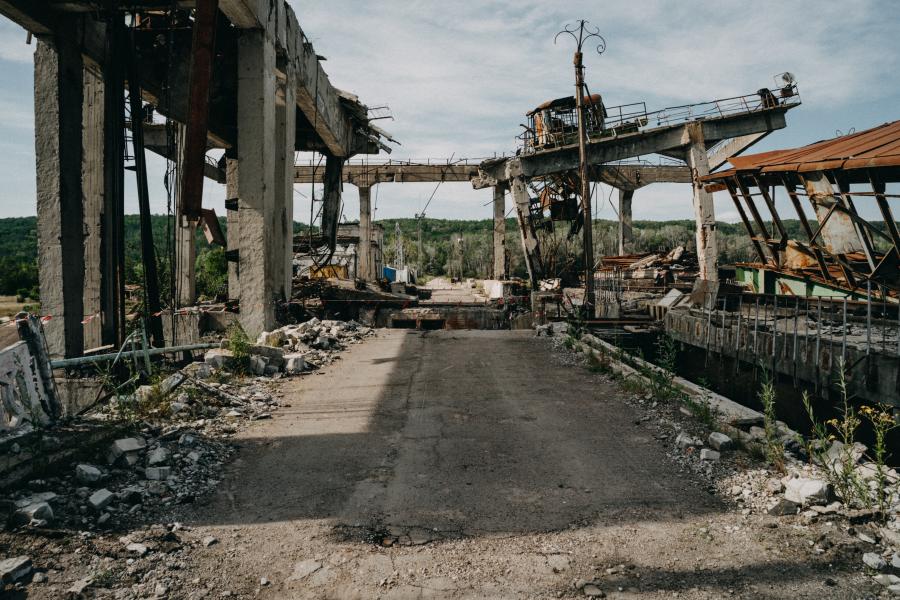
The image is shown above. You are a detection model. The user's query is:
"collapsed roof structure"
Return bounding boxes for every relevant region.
[703,120,900,300]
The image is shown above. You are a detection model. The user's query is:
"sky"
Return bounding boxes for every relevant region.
[0,0,898,225]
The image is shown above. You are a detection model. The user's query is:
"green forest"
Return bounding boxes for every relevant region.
[0,214,836,300]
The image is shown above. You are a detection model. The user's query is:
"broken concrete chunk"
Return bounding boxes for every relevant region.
[202,535,218,547]
[14,501,54,525]
[88,489,114,511]
[249,344,285,366]
[700,449,720,461]
[125,542,149,556]
[784,478,832,507]
[146,466,172,481]
[675,432,702,449]
[708,432,734,451]
[0,556,32,583]
[257,330,286,348]
[146,447,170,466]
[284,354,306,375]
[107,437,147,464]
[182,361,212,379]
[204,348,235,370]
[824,440,866,468]
[864,552,888,571]
[75,464,102,484]
[768,498,799,516]
[250,355,267,376]
[875,574,900,587]
[158,372,186,395]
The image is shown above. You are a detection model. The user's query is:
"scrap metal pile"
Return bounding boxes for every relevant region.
[596,245,698,291]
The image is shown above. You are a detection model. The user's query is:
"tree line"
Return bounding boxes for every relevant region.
[0,214,877,300]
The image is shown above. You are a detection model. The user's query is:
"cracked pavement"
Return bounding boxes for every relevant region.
[162,329,869,599]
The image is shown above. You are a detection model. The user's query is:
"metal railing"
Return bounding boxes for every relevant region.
[519,84,801,154]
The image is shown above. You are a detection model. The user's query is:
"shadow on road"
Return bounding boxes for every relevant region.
[183,330,724,537]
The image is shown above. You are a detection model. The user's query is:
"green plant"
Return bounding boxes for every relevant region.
[758,369,785,472]
[645,334,678,401]
[860,404,898,516]
[800,361,869,508]
[224,322,252,374]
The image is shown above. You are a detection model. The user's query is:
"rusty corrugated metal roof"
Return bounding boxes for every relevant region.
[704,119,900,180]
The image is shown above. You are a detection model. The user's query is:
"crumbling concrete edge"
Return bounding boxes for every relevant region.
[567,331,799,443]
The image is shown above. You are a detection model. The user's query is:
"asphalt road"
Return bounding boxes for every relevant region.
[175,329,865,599]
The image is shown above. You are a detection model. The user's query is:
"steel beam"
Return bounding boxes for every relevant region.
[179,0,219,219]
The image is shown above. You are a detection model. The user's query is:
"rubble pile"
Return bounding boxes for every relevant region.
[205,317,374,376]
[2,426,233,533]
[549,332,900,594]
[0,316,377,596]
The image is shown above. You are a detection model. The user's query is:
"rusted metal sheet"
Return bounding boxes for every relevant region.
[706,119,900,178]
[180,0,219,219]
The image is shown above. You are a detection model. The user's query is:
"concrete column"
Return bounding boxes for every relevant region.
[174,125,198,307]
[685,123,718,281]
[225,158,240,300]
[82,64,104,350]
[273,61,297,299]
[492,183,506,279]
[510,176,543,287]
[237,29,277,337]
[175,217,198,305]
[801,171,863,255]
[35,40,85,358]
[358,185,372,280]
[617,188,634,256]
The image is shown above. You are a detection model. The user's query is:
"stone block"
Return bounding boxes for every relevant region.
[284,354,306,375]
[204,348,235,370]
[88,488,114,510]
[700,449,720,461]
[107,437,146,464]
[146,447,170,466]
[784,478,832,506]
[75,464,102,484]
[0,556,32,583]
[708,432,734,451]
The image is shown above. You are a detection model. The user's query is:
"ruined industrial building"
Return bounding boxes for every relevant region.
[0,2,899,599]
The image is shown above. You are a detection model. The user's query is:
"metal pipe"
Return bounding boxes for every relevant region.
[815,297,821,389]
[50,342,217,369]
[842,297,848,366]
[866,280,872,356]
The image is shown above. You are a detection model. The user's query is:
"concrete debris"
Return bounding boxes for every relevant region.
[864,552,888,571]
[108,437,147,465]
[88,488,114,511]
[146,447,170,466]
[75,464,102,484]
[125,541,149,556]
[767,498,799,516]
[675,432,703,449]
[0,556,32,583]
[708,432,733,451]
[700,449,720,461]
[784,478,832,507]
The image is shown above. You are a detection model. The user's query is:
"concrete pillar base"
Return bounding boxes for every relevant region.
[493,184,507,279]
[617,188,634,256]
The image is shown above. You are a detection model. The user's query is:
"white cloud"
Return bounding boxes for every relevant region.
[0,1,898,220]
[0,20,32,63]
